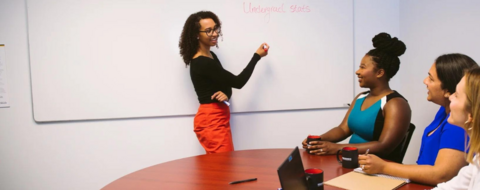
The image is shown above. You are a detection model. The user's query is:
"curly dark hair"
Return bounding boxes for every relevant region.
[366,32,407,81]
[179,11,222,66]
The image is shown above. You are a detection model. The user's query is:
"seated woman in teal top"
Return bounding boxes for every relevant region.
[348,91,408,163]
[359,53,477,185]
[302,32,412,162]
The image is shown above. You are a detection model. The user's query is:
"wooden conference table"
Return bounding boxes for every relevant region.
[102,149,434,190]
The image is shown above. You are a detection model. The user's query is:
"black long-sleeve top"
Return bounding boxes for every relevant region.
[190,51,261,104]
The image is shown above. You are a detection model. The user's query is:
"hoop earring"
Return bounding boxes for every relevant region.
[465,120,473,130]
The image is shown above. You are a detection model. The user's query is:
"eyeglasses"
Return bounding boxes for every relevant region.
[199,26,221,37]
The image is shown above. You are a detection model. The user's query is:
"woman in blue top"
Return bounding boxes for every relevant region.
[359,53,478,185]
[302,32,412,162]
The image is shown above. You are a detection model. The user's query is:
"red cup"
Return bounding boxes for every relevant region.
[305,168,324,190]
[336,147,359,168]
[307,135,322,154]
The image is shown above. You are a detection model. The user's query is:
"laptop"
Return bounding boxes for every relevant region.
[277,147,308,190]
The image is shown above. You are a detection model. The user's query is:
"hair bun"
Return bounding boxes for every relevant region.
[372,32,406,57]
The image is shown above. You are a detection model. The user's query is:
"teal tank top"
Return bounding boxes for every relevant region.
[347,91,405,144]
[348,96,379,143]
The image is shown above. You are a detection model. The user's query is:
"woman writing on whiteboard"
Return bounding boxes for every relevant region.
[359,54,477,185]
[302,32,411,163]
[179,11,269,154]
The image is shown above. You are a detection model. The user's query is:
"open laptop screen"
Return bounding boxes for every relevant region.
[277,147,308,190]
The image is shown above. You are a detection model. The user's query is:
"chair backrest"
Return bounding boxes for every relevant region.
[397,123,416,163]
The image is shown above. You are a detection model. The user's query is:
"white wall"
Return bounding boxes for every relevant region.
[0,1,408,190]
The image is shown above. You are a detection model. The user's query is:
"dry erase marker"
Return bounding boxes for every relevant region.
[223,101,230,106]
[229,178,257,184]
[263,44,268,52]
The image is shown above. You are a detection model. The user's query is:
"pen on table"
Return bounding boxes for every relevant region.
[229,178,257,185]
[361,149,370,170]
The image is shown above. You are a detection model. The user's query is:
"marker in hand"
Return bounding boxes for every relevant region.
[223,101,230,106]
[263,44,268,52]
[212,91,229,106]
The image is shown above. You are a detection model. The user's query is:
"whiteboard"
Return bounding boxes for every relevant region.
[26,0,354,122]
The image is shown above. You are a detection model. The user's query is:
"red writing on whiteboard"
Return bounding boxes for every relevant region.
[290,5,310,13]
[243,2,287,23]
[243,2,311,23]
[243,2,286,14]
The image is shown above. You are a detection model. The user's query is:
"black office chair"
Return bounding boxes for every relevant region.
[382,123,416,163]
[394,123,416,163]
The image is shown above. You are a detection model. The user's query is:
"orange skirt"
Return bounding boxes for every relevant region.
[194,102,234,154]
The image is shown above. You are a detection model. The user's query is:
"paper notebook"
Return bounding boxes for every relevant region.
[324,171,407,190]
[354,167,411,183]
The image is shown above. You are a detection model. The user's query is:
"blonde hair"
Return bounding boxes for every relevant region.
[464,68,480,163]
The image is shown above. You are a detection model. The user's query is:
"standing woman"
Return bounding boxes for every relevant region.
[179,11,269,154]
